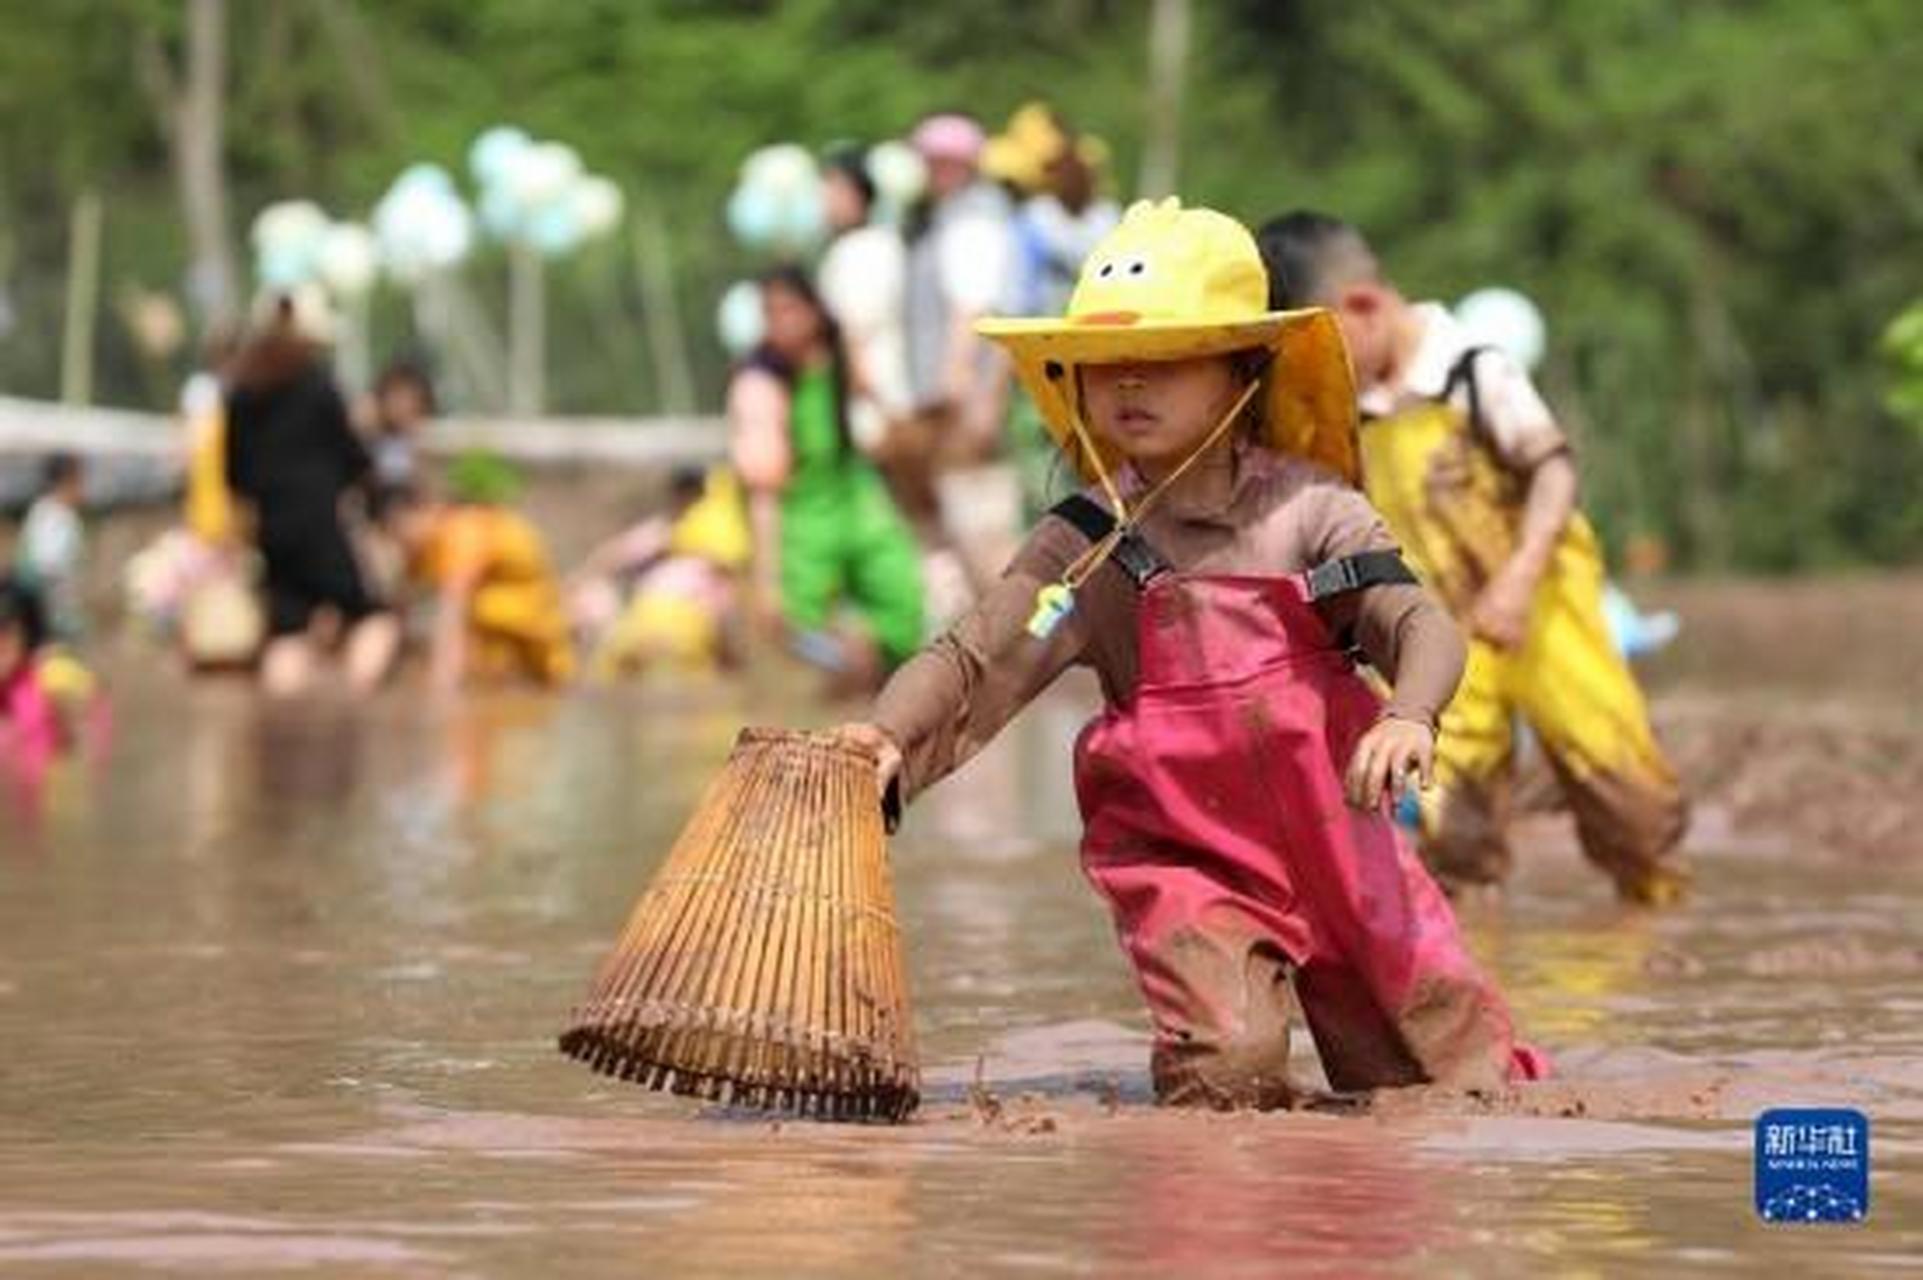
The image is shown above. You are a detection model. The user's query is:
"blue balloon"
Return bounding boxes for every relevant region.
[480,186,525,240]
[726,184,780,249]
[258,242,312,288]
[716,280,765,356]
[775,189,826,250]
[469,125,532,188]
[529,200,584,257]
[396,162,455,199]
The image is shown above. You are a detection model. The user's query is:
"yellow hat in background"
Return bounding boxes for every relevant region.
[668,469,752,569]
[1073,133,1111,175]
[983,102,1070,195]
[976,197,1360,484]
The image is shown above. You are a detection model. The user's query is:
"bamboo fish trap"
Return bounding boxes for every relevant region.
[559,728,919,1121]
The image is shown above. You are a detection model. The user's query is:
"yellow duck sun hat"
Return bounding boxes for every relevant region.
[976,197,1360,484]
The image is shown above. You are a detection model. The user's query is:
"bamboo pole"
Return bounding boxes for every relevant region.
[60,192,103,407]
[632,203,696,416]
[1139,0,1192,200]
[508,240,545,415]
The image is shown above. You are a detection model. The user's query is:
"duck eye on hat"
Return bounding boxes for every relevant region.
[1093,255,1153,282]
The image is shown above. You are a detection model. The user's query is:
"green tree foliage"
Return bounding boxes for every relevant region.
[1882,302,1923,429]
[0,0,1918,569]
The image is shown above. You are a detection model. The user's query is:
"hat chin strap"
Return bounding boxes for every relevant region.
[1056,374,1261,592]
[1061,373,1131,516]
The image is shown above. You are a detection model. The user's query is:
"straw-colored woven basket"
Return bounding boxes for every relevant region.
[559,728,919,1121]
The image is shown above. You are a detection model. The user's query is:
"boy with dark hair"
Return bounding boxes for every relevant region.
[13,453,87,643]
[368,356,437,519]
[1257,211,1687,906]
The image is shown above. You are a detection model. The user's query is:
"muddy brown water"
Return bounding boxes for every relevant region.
[2,671,1919,1277]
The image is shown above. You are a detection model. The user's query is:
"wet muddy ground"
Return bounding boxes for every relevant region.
[2,575,1920,1276]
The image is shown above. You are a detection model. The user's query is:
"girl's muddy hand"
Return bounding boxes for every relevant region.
[1344,716,1436,810]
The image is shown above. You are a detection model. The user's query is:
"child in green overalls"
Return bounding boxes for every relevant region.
[729,266,925,693]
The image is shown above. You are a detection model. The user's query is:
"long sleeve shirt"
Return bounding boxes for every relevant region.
[872,445,1466,802]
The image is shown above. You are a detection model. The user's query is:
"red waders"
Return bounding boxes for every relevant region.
[1059,502,1547,1106]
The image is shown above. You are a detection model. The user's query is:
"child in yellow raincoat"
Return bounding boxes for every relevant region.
[1258,212,1687,905]
[569,467,751,678]
[401,453,573,689]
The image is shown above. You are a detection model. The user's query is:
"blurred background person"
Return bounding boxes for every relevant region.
[570,466,751,681]
[121,327,265,672]
[359,355,439,602]
[0,576,101,758]
[817,147,911,460]
[730,266,924,695]
[568,466,709,653]
[0,578,58,753]
[395,452,574,691]
[901,110,1015,463]
[11,453,88,645]
[366,355,436,521]
[1014,122,1120,318]
[888,112,1020,601]
[988,103,1122,517]
[225,288,400,697]
[181,328,239,551]
[175,325,262,670]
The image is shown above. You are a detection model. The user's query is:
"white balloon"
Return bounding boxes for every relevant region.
[727,143,828,252]
[742,143,820,200]
[469,125,533,188]
[1455,287,1547,372]
[424,199,475,268]
[775,188,826,250]
[394,161,456,199]
[251,200,329,256]
[317,222,380,296]
[528,200,583,257]
[479,185,525,240]
[727,183,781,248]
[507,141,583,212]
[257,243,312,288]
[251,201,330,287]
[716,280,765,357]
[374,164,473,281]
[866,140,927,216]
[571,175,625,240]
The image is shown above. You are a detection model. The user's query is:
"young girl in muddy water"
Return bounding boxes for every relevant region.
[0,578,100,758]
[838,199,1547,1108]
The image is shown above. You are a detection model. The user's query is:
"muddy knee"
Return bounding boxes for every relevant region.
[1139,925,1298,1110]
[1152,1024,1295,1110]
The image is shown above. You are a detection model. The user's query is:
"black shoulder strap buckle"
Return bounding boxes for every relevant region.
[1048,494,1172,591]
[1305,550,1418,601]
